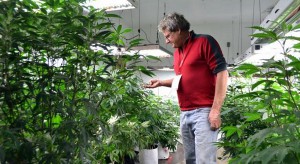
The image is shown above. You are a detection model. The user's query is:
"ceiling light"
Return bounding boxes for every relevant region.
[241,31,300,65]
[90,43,172,58]
[84,0,136,11]
[130,44,172,58]
[157,67,174,71]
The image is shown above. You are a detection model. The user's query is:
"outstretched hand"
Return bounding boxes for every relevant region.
[143,79,160,88]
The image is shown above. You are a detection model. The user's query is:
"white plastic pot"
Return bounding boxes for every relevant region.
[138,147,158,164]
[158,144,170,159]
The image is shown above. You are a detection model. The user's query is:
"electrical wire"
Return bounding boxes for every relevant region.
[138,0,141,38]
[237,1,241,55]
[232,20,235,64]
[140,29,153,44]
[106,10,139,41]
[259,0,262,23]
[239,0,243,56]
[156,0,160,44]
[252,0,255,34]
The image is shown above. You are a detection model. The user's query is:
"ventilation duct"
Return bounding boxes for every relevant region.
[234,0,300,65]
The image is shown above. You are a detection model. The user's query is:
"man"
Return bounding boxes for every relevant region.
[144,12,228,164]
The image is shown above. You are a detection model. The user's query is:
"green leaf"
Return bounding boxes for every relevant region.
[292,43,300,49]
[94,30,112,40]
[244,112,261,122]
[251,80,271,90]
[127,38,144,50]
[222,126,239,138]
[116,25,122,34]
[285,36,300,42]
[291,23,300,31]
[95,22,114,30]
[251,33,271,39]
[256,145,291,164]
[105,13,121,18]
[235,63,260,75]
[23,0,39,9]
[144,55,161,61]
[72,15,89,24]
[137,66,155,77]
[121,28,132,34]
[250,26,267,31]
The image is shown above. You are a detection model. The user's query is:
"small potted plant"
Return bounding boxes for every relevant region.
[137,93,180,162]
[157,99,180,159]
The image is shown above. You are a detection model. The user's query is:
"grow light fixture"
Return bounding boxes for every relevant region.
[241,30,300,65]
[90,43,172,58]
[84,0,136,11]
[131,44,172,58]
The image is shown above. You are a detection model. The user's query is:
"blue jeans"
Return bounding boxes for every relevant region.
[180,108,219,164]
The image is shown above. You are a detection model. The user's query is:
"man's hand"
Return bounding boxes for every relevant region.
[208,109,221,131]
[143,79,160,88]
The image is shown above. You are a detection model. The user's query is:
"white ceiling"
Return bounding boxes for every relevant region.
[110,0,281,67]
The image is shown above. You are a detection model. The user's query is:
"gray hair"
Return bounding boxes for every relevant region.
[158,12,190,32]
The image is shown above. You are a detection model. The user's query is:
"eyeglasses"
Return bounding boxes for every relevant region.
[164,31,174,41]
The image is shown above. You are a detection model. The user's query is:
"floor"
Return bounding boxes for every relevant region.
[158,143,185,164]
[158,143,229,164]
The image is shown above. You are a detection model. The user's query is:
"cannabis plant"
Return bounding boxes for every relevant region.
[0,0,166,163]
[220,22,300,163]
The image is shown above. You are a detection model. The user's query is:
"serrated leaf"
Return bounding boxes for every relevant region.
[144,55,161,61]
[138,66,155,77]
[235,63,260,72]
[95,22,114,29]
[251,80,269,90]
[116,25,122,34]
[251,33,271,39]
[256,145,291,164]
[141,121,150,127]
[105,13,121,18]
[244,113,261,122]
[250,26,265,31]
[222,126,238,138]
[121,28,132,34]
[292,43,300,49]
[291,23,300,31]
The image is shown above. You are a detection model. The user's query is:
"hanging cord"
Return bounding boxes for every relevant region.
[232,20,235,64]
[259,0,262,23]
[237,1,241,56]
[136,0,152,44]
[140,29,152,44]
[138,0,141,38]
[239,0,243,56]
[156,2,167,45]
[252,0,255,34]
[156,0,160,44]
[164,2,166,16]
[106,10,138,41]
[124,9,139,40]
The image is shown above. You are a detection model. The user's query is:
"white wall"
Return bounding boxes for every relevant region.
[191,21,257,65]
[114,20,256,66]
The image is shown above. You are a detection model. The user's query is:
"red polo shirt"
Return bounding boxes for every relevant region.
[173,31,227,111]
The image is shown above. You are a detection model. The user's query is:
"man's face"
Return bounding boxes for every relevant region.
[163,30,180,48]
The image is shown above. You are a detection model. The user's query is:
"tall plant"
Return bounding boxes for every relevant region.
[219,22,300,163]
[0,0,169,163]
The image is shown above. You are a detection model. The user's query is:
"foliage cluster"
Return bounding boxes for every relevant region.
[219,22,300,163]
[0,0,179,163]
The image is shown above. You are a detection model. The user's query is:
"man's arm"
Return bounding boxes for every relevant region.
[144,78,173,88]
[209,70,228,130]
